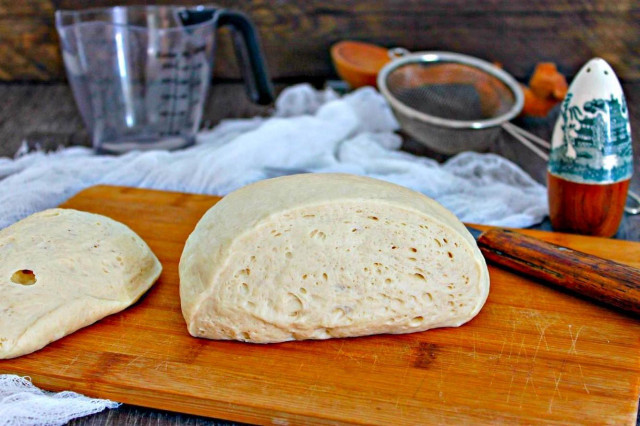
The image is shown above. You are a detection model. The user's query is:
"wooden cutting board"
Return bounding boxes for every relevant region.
[1,185,639,424]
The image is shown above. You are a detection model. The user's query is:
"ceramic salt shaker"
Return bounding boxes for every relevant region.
[547,58,633,237]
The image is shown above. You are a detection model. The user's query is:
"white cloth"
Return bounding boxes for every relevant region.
[0,84,547,230]
[0,84,548,424]
[0,375,119,425]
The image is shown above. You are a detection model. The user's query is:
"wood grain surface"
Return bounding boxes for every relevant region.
[2,0,640,82]
[0,185,639,424]
[548,173,631,237]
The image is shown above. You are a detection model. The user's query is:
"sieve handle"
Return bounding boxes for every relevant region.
[501,122,549,161]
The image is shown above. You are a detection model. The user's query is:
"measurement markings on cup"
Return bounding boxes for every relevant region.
[157,44,207,135]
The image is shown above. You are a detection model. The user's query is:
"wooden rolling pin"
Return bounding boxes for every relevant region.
[466,227,640,316]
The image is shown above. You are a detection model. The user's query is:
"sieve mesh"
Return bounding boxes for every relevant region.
[384,62,517,121]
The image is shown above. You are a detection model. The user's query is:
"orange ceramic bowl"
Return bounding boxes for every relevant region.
[331,41,391,89]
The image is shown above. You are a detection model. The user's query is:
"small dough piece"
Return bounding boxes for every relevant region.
[180,174,489,343]
[0,208,162,359]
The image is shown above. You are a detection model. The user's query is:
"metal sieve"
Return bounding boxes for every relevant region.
[377,50,640,214]
[378,51,533,155]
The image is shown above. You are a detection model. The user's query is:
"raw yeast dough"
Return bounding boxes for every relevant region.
[180,174,489,343]
[0,209,162,359]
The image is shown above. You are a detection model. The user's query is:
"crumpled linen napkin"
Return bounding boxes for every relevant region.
[0,84,548,424]
[0,83,547,230]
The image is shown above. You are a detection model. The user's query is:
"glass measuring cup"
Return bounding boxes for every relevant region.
[56,5,274,153]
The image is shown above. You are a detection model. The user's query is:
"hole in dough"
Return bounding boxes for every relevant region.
[410,316,424,326]
[333,307,345,319]
[10,270,37,286]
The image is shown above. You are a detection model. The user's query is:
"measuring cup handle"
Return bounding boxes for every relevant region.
[217,10,274,105]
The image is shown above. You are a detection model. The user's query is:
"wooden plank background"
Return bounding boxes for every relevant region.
[1,0,640,82]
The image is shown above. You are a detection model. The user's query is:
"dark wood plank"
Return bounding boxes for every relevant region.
[0,82,283,155]
[68,405,234,426]
[1,0,639,81]
[0,83,87,152]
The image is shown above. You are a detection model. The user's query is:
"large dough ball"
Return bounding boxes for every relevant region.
[0,209,162,358]
[180,174,489,343]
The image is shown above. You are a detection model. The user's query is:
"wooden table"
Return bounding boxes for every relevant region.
[0,82,639,425]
